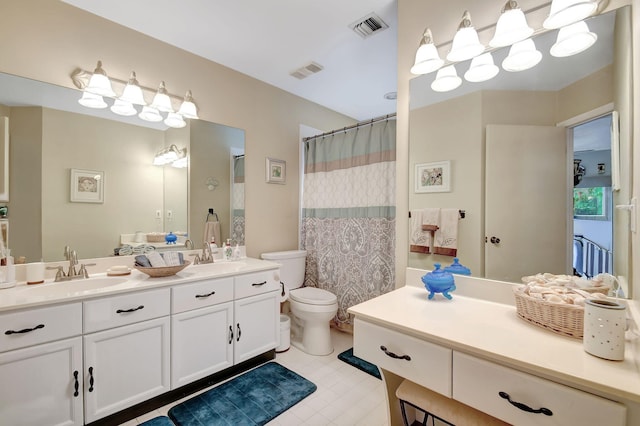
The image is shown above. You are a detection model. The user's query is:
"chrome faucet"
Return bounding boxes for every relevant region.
[47,246,95,282]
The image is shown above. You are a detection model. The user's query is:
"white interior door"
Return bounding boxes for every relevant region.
[485,124,569,282]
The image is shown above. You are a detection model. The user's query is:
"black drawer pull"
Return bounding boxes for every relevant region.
[116,305,144,314]
[228,325,233,344]
[88,366,95,392]
[195,291,216,298]
[5,324,45,335]
[380,345,411,361]
[237,323,241,341]
[251,281,267,287]
[499,392,552,416]
[73,370,79,397]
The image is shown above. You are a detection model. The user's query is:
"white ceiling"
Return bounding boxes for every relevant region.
[61,0,399,122]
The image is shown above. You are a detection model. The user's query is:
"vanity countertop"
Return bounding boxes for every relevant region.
[348,283,640,404]
[0,257,279,313]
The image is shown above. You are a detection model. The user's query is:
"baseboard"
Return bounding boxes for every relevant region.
[86,350,275,426]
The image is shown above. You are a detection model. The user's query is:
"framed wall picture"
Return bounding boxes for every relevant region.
[70,168,104,203]
[415,161,451,193]
[266,157,286,184]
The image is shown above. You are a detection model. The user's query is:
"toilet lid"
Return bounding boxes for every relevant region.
[290,287,337,305]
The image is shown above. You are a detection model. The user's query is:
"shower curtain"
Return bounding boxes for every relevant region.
[232,155,245,245]
[301,119,396,329]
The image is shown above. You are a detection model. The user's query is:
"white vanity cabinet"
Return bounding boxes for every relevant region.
[232,271,280,364]
[0,303,83,426]
[170,270,280,388]
[83,288,171,423]
[171,277,235,388]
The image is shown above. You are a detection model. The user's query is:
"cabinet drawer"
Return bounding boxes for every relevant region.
[0,303,82,352]
[452,352,626,426]
[234,270,280,299]
[84,288,170,333]
[354,318,452,397]
[172,277,234,314]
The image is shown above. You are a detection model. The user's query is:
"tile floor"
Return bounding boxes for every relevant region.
[121,328,390,426]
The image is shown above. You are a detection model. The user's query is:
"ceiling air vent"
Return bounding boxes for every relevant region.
[290,62,324,80]
[350,12,389,38]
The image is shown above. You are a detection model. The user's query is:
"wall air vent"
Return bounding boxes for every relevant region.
[289,62,324,80]
[350,12,389,38]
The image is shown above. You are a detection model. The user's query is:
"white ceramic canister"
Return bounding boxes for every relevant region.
[583,299,627,361]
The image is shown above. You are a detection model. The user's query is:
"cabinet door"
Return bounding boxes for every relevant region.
[171,302,234,389]
[0,337,83,426]
[233,291,279,364]
[83,316,170,423]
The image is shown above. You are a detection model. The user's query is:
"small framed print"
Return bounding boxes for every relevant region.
[266,157,286,184]
[70,168,104,203]
[415,161,451,193]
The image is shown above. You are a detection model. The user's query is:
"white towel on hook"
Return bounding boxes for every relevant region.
[434,208,459,257]
[204,221,221,246]
[410,209,437,254]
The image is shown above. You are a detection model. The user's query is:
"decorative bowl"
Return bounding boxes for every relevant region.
[421,263,456,300]
[134,261,190,278]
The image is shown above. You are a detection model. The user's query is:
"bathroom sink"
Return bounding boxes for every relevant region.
[16,276,129,298]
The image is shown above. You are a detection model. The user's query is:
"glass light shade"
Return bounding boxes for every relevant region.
[171,156,188,168]
[431,65,462,92]
[490,3,534,47]
[138,105,163,122]
[164,112,187,128]
[410,29,444,75]
[177,91,199,119]
[543,0,598,29]
[153,155,167,166]
[150,81,174,113]
[550,21,597,57]
[78,91,107,109]
[84,61,116,97]
[119,72,146,106]
[110,99,137,116]
[447,12,485,62]
[502,38,542,72]
[464,53,500,82]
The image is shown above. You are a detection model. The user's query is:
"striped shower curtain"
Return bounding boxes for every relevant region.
[301,119,396,328]
[232,155,245,245]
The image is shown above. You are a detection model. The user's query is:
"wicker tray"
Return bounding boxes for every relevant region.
[513,286,585,339]
[146,233,166,243]
[134,260,190,277]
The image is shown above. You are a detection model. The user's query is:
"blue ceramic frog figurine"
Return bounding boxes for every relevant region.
[421,263,456,300]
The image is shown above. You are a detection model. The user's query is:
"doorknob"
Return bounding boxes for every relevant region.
[490,236,501,244]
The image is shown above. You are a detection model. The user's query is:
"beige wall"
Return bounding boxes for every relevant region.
[0,0,355,260]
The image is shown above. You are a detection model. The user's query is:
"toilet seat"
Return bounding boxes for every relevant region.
[290,287,337,305]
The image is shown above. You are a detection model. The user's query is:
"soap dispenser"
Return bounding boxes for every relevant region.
[224,239,233,261]
[233,243,241,260]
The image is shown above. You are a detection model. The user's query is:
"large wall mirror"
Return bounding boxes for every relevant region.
[408,6,632,297]
[0,72,244,262]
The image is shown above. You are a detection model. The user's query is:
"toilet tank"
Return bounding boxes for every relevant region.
[261,250,307,290]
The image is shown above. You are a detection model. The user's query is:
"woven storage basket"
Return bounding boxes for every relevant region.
[146,233,166,243]
[134,261,190,277]
[513,286,585,339]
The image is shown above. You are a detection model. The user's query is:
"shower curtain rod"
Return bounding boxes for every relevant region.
[303,113,396,142]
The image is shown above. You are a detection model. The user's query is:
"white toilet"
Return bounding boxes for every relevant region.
[261,250,338,356]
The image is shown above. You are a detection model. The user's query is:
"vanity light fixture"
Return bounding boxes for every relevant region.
[431,65,462,92]
[411,28,445,75]
[446,11,485,62]
[502,38,543,72]
[71,61,200,127]
[464,52,499,82]
[550,20,597,57]
[489,1,534,48]
[153,144,187,167]
[543,0,598,29]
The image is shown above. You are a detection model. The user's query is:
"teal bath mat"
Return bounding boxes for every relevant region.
[338,348,382,380]
[139,416,175,426]
[168,362,316,425]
